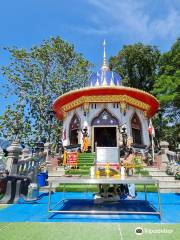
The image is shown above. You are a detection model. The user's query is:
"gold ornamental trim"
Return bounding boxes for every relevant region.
[61,95,150,117]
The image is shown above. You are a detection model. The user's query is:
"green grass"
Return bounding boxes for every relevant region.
[76,165,92,170]
[0,223,179,240]
[65,169,90,175]
[78,162,93,166]
[55,184,157,192]
[56,184,98,192]
[78,161,94,165]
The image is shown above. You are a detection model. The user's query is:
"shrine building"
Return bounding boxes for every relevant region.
[52,42,159,152]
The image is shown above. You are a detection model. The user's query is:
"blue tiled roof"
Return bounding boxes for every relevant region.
[89,70,122,87]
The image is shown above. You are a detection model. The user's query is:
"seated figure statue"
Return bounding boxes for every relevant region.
[121,148,136,199]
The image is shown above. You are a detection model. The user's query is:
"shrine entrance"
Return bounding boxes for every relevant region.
[131,113,143,145]
[94,127,117,148]
[91,109,119,151]
[69,114,80,145]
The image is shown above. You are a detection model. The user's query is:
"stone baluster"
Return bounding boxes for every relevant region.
[160,141,169,154]
[44,142,52,171]
[6,141,22,175]
[21,147,30,160]
[160,141,170,170]
[44,142,51,162]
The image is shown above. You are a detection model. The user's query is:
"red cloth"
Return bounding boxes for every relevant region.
[148,119,155,137]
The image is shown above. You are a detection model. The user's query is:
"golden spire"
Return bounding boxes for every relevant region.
[101,40,109,71]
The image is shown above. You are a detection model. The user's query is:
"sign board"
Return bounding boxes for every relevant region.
[96,147,119,164]
[67,152,78,167]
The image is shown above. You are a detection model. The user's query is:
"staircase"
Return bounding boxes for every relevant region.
[65,152,95,176]
[41,153,95,191]
[146,167,180,193]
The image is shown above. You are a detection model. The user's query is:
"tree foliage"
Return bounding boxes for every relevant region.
[152,38,180,149]
[152,38,180,121]
[109,43,160,92]
[0,104,31,141]
[0,37,91,148]
[109,40,179,149]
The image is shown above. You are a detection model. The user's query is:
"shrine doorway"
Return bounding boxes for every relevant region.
[131,113,143,145]
[91,109,119,151]
[94,127,117,148]
[69,114,80,145]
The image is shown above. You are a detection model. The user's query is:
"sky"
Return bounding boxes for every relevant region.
[0,0,180,115]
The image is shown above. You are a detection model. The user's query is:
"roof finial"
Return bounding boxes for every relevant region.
[101,40,109,71]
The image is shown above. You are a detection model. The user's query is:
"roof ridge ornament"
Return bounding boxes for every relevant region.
[101,40,109,72]
[110,72,115,86]
[95,71,100,86]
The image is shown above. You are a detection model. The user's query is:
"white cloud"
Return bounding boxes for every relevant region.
[78,0,180,42]
[152,8,180,38]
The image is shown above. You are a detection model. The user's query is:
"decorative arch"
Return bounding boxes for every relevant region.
[91,109,119,126]
[131,112,143,145]
[69,113,81,145]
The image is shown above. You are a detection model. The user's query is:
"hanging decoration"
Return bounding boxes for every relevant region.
[120,102,127,115]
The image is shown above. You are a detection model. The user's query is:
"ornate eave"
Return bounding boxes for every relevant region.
[52,86,159,120]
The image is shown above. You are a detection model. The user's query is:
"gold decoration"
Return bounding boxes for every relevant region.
[61,95,150,115]
[144,111,148,118]
[62,111,67,119]
[119,101,127,114]
[83,102,90,113]
[101,40,109,72]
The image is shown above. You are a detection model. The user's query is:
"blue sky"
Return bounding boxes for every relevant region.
[0,0,180,115]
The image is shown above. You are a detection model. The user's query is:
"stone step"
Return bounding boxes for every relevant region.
[159,180,180,188]
[48,171,65,177]
[152,176,175,181]
[149,171,170,177]
[145,167,161,171]
[48,177,63,181]
[40,184,58,191]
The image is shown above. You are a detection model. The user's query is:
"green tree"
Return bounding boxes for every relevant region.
[152,38,180,149]
[109,43,160,92]
[0,37,91,148]
[153,38,180,119]
[152,71,180,121]
[0,104,31,141]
